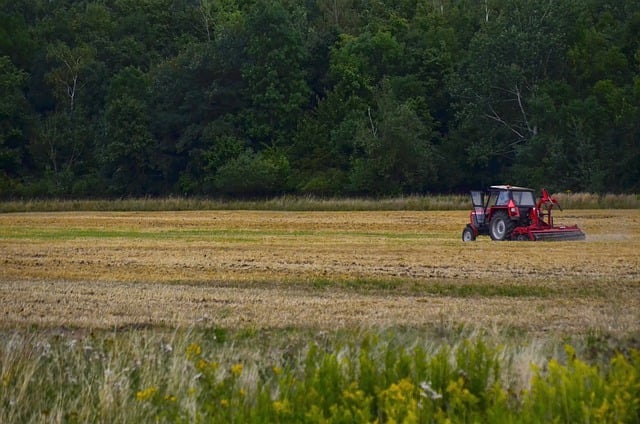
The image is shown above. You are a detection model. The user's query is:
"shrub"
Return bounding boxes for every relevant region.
[213,149,290,197]
[2,331,640,423]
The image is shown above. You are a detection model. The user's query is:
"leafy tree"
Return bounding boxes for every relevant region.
[213,147,291,196]
[101,67,156,196]
[45,42,96,113]
[241,0,312,146]
[563,0,640,192]
[0,56,31,195]
[512,0,640,192]
[348,82,437,194]
[0,0,639,197]
[25,36,99,196]
[314,0,365,34]
[149,34,249,194]
[28,109,95,196]
[0,7,35,69]
[289,98,355,195]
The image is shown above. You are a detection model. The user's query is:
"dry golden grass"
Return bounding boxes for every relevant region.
[1,210,638,335]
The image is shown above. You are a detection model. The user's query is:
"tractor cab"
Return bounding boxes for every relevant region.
[487,186,536,217]
[466,186,535,239]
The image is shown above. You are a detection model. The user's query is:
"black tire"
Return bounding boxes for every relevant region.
[462,226,476,242]
[489,211,515,241]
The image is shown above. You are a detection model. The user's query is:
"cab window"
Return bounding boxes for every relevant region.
[512,191,535,206]
[496,191,510,205]
[488,191,500,206]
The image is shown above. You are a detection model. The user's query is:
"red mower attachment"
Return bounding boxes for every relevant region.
[462,185,586,242]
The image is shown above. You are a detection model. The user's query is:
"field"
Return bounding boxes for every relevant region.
[1,209,639,334]
[1,207,640,422]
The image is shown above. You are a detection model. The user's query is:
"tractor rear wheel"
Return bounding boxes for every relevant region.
[489,211,515,241]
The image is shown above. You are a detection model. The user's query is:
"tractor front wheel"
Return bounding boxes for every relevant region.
[462,226,476,242]
[489,211,515,241]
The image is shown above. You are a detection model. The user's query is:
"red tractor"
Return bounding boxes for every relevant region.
[462,185,586,241]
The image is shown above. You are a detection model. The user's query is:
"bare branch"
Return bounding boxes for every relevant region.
[367,107,378,138]
[513,85,535,136]
[199,0,212,42]
[484,104,525,139]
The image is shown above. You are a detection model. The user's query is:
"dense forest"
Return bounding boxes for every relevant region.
[1,0,639,198]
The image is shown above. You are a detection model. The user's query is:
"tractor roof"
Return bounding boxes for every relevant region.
[489,185,533,191]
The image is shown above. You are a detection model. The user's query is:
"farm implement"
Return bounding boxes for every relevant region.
[462,185,586,241]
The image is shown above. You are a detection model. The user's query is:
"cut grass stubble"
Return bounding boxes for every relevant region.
[1,209,639,335]
[1,209,640,423]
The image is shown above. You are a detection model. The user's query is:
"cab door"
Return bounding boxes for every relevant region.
[470,191,486,226]
[470,191,484,208]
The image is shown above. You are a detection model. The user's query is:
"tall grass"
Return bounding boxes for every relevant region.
[0,195,469,213]
[1,193,638,213]
[553,192,640,209]
[1,327,638,423]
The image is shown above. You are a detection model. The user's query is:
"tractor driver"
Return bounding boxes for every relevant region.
[496,190,509,206]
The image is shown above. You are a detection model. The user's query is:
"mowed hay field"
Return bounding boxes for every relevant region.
[1,209,639,335]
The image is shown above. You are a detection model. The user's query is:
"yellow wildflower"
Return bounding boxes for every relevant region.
[136,387,158,402]
[594,399,609,420]
[273,399,292,415]
[196,359,208,371]
[231,363,243,377]
[220,399,229,408]
[186,343,202,360]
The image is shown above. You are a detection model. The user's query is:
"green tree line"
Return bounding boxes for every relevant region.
[1,0,639,198]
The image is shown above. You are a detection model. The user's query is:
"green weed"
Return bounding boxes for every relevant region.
[2,328,639,423]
